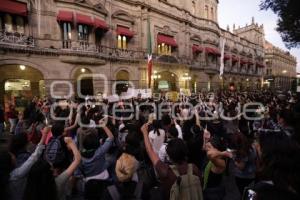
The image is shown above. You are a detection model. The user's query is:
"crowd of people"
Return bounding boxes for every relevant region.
[0,90,300,200]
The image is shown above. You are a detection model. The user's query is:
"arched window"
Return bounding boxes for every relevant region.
[211,7,214,20]
[4,14,13,32]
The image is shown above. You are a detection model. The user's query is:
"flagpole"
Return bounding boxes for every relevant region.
[147,16,153,89]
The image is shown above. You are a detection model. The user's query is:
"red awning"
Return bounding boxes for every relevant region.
[192,45,203,53]
[256,62,265,68]
[0,0,27,16]
[224,54,231,61]
[157,34,177,47]
[240,59,248,65]
[232,55,239,62]
[76,13,93,26]
[57,10,73,23]
[205,47,221,56]
[116,26,134,37]
[248,60,254,65]
[94,18,108,30]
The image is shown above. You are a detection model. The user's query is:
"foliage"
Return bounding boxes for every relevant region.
[260,0,300,48]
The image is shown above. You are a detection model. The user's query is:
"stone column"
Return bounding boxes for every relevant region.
[31,81,40,97]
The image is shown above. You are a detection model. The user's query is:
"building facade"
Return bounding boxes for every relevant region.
[0,0,295,107]
[264,41,297,91]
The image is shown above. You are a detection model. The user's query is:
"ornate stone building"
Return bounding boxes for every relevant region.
[0,0,295,106]
[264,41,297,91]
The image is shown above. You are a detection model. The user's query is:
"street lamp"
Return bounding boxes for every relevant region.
[19,65,26,70]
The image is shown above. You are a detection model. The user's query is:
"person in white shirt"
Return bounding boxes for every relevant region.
[148,120,165,154]
[158,125,179,163]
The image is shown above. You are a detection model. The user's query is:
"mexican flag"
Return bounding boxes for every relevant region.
[147,17,153,89]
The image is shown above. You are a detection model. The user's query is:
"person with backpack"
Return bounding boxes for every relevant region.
[141,123,203,200]
[45,122,69,169]
[105,151,145,200]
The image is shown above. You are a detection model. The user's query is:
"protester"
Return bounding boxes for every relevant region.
[0,90,299,200]
[23,137,81,200]
[141,123,203,200]
[7,104,18,134]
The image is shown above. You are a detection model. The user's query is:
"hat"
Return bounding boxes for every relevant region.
[115,153,138,182]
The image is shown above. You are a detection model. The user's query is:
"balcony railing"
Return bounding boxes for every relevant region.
[0,30,34,47]
[0,35,267,75]
[62,40,72,49]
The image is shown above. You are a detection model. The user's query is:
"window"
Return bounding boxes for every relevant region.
[62,22,72,48]
[95,29,104,46]
[205,5,209,19]
[117,35,128,49]
[78,24,89,41]
[210,7,214,20]
[63,22,72,40]
[157,43,171,55]
[192,1,196,15]
[16,16,24,33]
[0,14,26,33]
[4,14,13,32]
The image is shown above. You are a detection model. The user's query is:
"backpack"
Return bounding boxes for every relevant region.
[107,181,143,200]
[45,137,66,165]
[169,164,203,200]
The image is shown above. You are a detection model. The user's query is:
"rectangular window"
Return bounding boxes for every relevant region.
[78,24,89,41]
[63,22,71,40]
[4,14,13,32]
[157,43,172,55]
[16,16,24,34]
[117,35,128,49]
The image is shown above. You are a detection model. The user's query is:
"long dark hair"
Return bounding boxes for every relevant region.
[152,120,161,136]
[23,159,58,200]
[258,131,300,194]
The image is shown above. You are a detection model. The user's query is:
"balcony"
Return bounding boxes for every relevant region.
[0,34,266,75]
[0,30,34,47]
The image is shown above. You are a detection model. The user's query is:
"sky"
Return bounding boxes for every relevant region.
[218,0,300,73]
